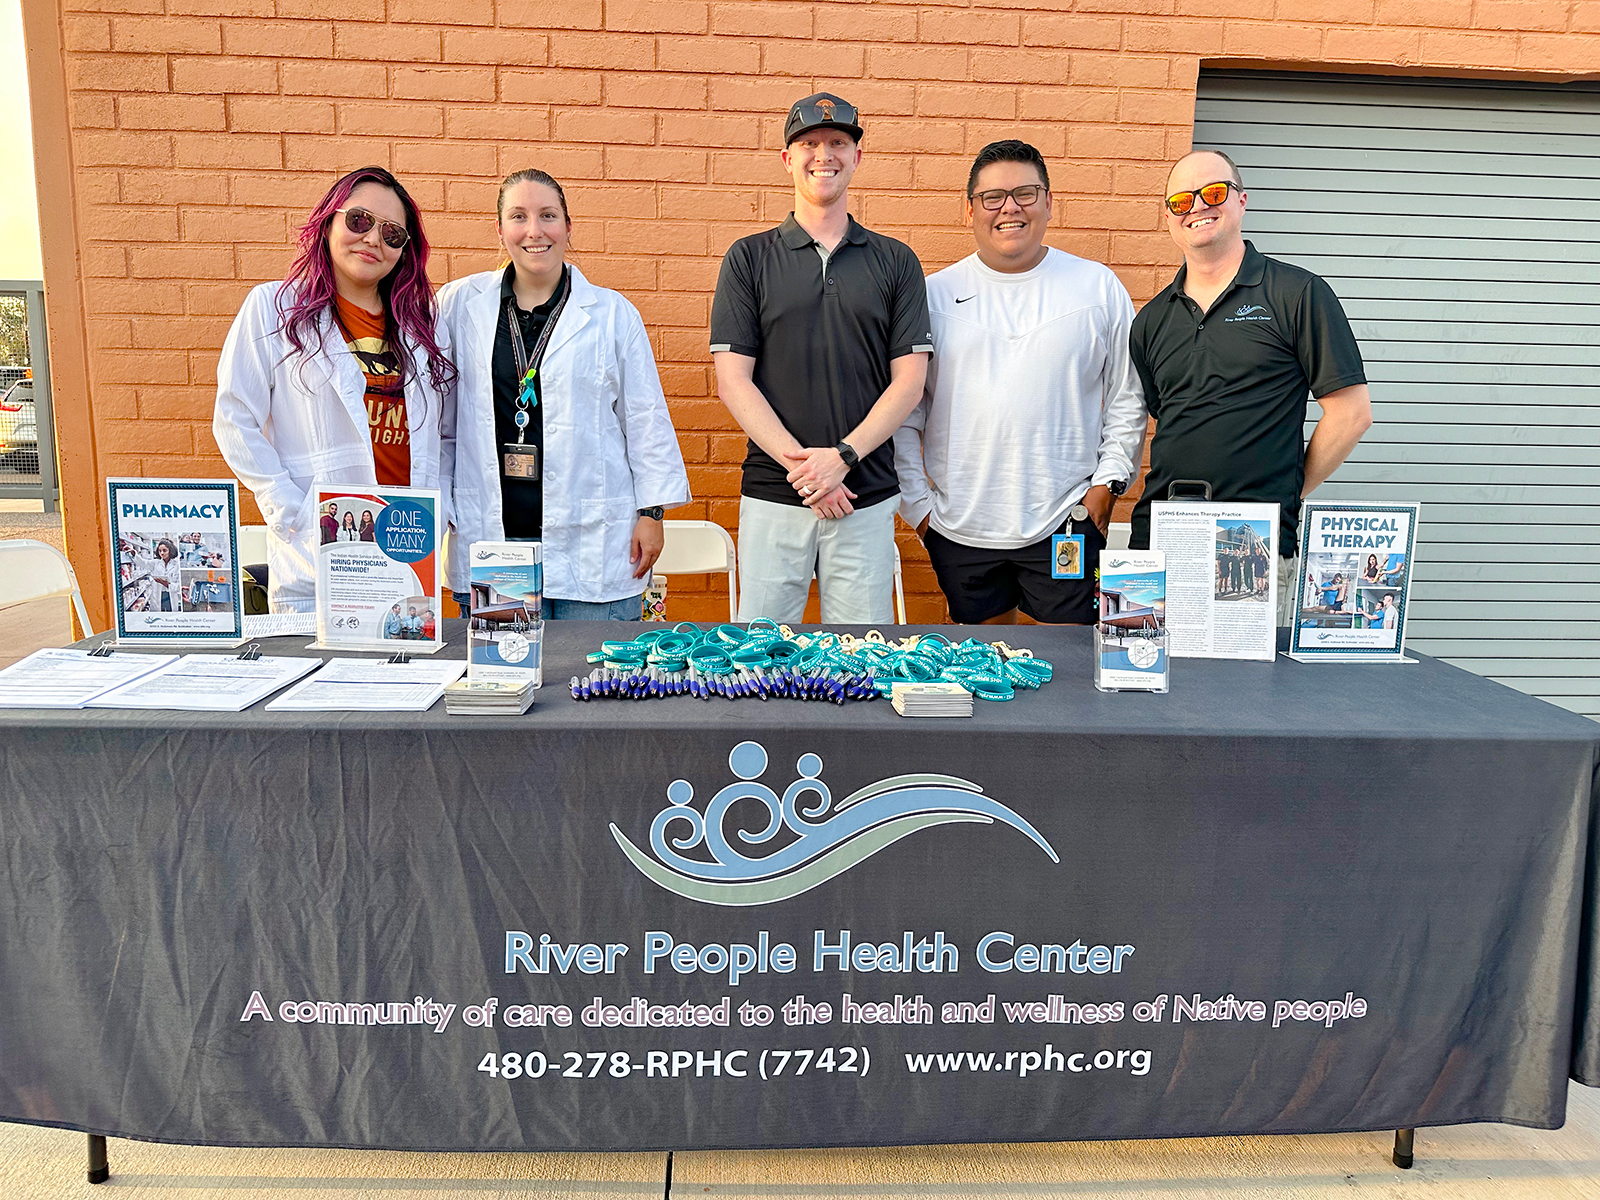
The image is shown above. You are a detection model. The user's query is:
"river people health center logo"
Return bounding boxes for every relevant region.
[610,741,1059,906]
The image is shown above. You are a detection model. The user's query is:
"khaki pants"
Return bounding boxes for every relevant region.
[1277,553,1300,627]
[736,494,897,625]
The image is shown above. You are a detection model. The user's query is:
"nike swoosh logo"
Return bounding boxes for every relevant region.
[954,296,975,304]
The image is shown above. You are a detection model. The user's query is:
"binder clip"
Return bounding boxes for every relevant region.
[88,644,117,658]
[235,643,263,662]
[386,651,412,665]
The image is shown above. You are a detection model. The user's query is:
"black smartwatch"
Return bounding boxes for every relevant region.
[1105,478,1129,497]
[835,441,860,469]
[636,506,664,520]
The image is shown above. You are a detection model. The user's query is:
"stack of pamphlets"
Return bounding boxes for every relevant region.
[890,681,973,718]
[443,677,536,716]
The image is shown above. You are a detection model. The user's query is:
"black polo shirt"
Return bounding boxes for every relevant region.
[710,214,933,509]
[493,263,565,539]
[1128,241,1366,554]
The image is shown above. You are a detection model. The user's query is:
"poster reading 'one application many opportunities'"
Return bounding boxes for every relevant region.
[314,485,442,653]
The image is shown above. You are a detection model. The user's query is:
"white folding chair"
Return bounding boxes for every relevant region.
[1107,522,1132,551]
[0,538,95,635]
[892,544,907,624]
[655,520,738,621]
[238,524,270,565]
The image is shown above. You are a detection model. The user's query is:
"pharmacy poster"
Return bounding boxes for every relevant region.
[107,477,243,644]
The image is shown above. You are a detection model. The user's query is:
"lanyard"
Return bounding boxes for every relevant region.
[569,621,1053,703]
[506,267,571,445]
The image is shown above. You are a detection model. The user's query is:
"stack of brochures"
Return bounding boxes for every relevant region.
[443,678,536,716]
[890,681,973,718]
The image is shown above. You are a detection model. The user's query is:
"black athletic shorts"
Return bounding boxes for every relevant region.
[924,515,1104,624]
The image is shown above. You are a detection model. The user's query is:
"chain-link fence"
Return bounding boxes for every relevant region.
[0,283,56,510]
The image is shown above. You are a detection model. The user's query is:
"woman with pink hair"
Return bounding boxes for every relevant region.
[213,167,456,612]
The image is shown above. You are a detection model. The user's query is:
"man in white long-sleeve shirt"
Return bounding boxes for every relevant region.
[894,140,1147,624]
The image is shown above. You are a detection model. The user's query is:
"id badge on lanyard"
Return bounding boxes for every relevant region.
[503,268,570,482]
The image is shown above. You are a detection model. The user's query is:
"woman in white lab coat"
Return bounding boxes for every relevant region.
[212,166,456,612]
[437,169,689,619]
[136,538,183,612]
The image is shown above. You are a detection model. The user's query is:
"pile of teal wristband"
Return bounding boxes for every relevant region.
[569,618,1053,704]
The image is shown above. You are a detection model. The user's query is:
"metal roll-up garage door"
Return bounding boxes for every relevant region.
[1193,70,1600,720]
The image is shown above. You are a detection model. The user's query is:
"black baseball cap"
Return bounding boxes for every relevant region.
[784,93,863,145]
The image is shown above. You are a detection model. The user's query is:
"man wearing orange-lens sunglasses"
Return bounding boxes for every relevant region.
[1128,149,1374,626]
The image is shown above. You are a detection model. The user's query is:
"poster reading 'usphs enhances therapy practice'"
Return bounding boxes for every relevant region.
[313,485,442,653]
[107,478,243,645]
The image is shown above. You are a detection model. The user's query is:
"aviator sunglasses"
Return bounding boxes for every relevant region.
[1165,180,1240,217]
[335,206,410,251]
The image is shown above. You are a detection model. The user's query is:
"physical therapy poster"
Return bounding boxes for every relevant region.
[107,478,243,645]
[468,541,543,687]
[1150,501,1278,662]
[1289,502,1421,662]
[314,485,442,653]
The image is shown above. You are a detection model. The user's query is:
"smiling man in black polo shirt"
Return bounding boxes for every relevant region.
[711,93,932,624]
[1129,149,1373,624]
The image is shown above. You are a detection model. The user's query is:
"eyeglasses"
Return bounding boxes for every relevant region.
[1165,180,1239,217]
[970,185,1046,211]
[335,207,410,251]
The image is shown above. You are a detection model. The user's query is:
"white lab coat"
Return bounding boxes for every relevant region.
[134,553,181,612]
[437,265,689,601]
[212,282,454,612]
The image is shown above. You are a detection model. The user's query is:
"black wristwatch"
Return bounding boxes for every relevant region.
[1105,478,1129,497]
[636,506,664,520]
[835,441,860,469]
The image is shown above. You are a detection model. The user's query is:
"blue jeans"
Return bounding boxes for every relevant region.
[451,592,641,621]
[546,596,643,621]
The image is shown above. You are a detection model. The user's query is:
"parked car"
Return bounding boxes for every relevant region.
[0,378,38,471]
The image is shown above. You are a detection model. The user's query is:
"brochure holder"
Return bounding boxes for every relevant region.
[467,542,544,688]
[1095,550,1169,694]
[1094,626,1169,693]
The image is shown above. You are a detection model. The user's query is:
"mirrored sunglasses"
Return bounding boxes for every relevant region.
[1165,181,1238,217]
[793,100,859,130]
[337,206,410,251]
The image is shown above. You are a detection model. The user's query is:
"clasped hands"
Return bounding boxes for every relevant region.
[782,446,855,520]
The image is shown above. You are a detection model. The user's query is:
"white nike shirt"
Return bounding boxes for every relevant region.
[894,248,1147,550]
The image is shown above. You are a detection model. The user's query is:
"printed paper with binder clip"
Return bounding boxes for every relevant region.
[86,650,323,712]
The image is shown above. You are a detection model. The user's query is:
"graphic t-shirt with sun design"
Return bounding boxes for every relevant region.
[333,295,411,487]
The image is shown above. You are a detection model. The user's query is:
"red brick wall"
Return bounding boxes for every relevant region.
[29,0,1600,625]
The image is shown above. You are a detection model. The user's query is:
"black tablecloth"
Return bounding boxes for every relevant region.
[0,621,1596,1152]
